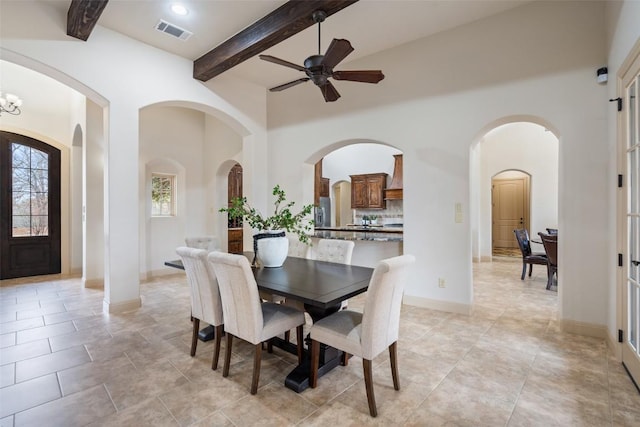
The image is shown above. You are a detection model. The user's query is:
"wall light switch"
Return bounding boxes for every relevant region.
[455,203,463,223]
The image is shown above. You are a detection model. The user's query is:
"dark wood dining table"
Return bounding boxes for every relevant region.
[165,252,374,392]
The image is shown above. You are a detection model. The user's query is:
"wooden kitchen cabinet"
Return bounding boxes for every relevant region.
[350,173,387,209]
[228,229,243,254]
[320,178,330,197]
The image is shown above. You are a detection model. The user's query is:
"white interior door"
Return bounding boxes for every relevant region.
[621,46,640,386]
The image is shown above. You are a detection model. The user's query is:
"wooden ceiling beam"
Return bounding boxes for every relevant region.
[193,0,359,82]
[67,0,109,41]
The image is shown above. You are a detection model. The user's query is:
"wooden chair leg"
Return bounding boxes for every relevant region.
[296,325,304,365]
[389,342,400,391]
[212,324,223,370]
[528,263,533,277]
[267,339,273,353]
[223,333,233,377]
[521,262,527,280]
[363,359,377,417]
[310,339,320,388]
[284,330,291,342]
[251,343,262,395]
[341,352,349,366]
[190,318,200,357]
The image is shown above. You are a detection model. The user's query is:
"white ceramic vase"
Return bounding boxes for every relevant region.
[256,231,289,267]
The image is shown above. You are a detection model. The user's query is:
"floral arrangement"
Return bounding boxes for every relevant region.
[219,185,314,244]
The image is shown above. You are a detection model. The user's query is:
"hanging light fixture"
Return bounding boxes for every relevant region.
[0,92,23,116]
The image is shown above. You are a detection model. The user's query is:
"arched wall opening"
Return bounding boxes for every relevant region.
[307,141,403,228]
[470,117,559,266]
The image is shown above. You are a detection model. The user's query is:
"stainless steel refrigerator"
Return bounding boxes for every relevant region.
[314,197,331,227]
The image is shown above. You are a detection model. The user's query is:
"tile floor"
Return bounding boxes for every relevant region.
[1,257,639,426]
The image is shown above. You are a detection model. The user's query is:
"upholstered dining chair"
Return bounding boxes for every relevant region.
[316,239,355,309]
[513,229,547,280]
[287,233,310,259]
[207,251,305,395]
[309,254,415,417]
[185,236,221,252]
[545,228,558,235]
[315,239,355,264]
[176,247,224,370]
[538,232,558,290]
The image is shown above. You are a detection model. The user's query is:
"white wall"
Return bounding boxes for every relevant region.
[267,1,610,324]
[475,122,559,260]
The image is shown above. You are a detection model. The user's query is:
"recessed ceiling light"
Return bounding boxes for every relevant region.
[171,4,188,16]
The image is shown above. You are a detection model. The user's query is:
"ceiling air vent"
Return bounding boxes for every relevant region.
[155,19,192,41]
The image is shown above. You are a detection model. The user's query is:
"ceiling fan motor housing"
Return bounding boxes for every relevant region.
[304,55,329,86]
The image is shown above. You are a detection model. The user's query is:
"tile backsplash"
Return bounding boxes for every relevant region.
[353,200,403,225]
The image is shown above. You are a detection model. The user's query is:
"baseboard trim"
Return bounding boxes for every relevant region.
[83,278,104,289]
[403,295,471,315]
[103,298,141,314]
[559,318,608,339]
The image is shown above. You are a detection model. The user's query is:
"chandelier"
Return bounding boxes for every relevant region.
[0,92,23,116]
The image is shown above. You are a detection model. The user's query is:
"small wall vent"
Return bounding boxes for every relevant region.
[155,20,192,41]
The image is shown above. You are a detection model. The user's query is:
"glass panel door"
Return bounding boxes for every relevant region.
[622,64,640,385]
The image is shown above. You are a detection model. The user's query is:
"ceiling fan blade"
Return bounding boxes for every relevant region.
[269,78,310,92]
[259,55,306,72]
[321,39,354,70]
[319,81,341,102]
[332,70,385,84]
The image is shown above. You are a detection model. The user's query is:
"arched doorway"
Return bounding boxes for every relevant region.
[0,131,61,278]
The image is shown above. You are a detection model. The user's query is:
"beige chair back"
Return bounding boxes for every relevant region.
[207,252,264,344]
[287,234,310,258]
[361,254,415,359]
[315,239,355,264]
[185,236,220,252]
[176,247,223,327]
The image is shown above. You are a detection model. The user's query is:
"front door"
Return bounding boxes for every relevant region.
[492,176,528,250]
[620,45,640,387]
[0,132,61,279]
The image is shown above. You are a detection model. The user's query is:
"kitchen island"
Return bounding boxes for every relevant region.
[312,226,403,268]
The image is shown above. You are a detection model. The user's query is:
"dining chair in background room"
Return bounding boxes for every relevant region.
[175,247,224,370]
[207,251,305,395]
[185,236,221,252]
[538,232,558,290]
[546,228,558,235]
[513,229,548,280]
[309,254,416,417]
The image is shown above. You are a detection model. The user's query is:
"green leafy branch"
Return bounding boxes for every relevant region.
[219,185,315,244]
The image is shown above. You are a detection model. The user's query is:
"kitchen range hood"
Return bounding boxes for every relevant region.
[384,154,403,200]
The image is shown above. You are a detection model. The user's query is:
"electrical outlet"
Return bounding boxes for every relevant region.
[438,278,446,288]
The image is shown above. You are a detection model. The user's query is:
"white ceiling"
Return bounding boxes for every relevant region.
[4,0,531,89]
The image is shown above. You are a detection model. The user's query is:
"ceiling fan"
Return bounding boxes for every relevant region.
[259,10,385,102]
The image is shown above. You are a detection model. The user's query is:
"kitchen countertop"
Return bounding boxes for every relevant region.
[314,226,403,234]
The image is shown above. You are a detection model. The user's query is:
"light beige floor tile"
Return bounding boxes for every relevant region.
[0,373,61,418]
[88,397,179,427]
[0,363,15,387]
[15,345,91,382]
[14,383,116,427]
[58,354,137,396]
[0,339,50,365]
[0,332,16,348]
[16,320,77,344]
